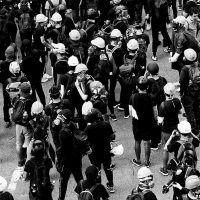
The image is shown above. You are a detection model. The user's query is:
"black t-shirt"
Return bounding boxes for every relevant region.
[85,121,114,155]
[75,180,109,200]
[159,98,182,133]
[129,93,154,132]
[33,26,45,50]
[144,191,158,200]
[0,191,14,200]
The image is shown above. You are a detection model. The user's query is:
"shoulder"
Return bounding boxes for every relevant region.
[144,191,158,200]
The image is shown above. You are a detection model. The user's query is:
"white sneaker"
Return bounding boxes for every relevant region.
[43,73,53,79]
[41,77,48,83]
[146,23,151,31]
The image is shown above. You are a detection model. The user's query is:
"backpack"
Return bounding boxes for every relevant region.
[71,43,86,63]
[147,76,167,106]
[126,188,151,200]
[47,0,63,15]
[188,62,200,86]
[12,97,28,124]
[30,159,51,197]
[53,26,68,47]
[106,45,118,75]
[78,180,99,200]
[84,0,99,11]
[49,100,64,121]
[19,12,32,33]
[6,78,21,102]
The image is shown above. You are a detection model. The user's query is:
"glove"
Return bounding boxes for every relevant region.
[173,182,183,190]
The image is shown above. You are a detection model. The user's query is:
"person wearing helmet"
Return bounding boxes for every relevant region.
[148,0,172,61]
[180,48,200,136]
[127,167,157,200]
[170,16,200,73]
[0,176,14,200]
[129,76,155,167]
[158,83,182,176]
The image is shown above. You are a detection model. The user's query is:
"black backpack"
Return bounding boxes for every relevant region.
[126,188,151,200]
[53,26,68,47]
[71,43,86,63]
[19,12,32,33]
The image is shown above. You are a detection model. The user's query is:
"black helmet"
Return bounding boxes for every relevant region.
[49,85,60,99]
[147,62,159,75]
[137,76,148,91]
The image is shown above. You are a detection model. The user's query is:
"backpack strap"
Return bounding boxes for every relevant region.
[47,0,54,9]
[185,166,193,179]
[89,183,99,193]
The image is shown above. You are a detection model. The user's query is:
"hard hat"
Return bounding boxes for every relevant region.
[185,175,200,190]
[110,29,122,38]
[127,39,139,50]
[51,12,62,22]
[147,62,159,75]
[137,167,153,181]
[82,101,93,115]
[89,81,103,91]
[113,0,122,4]
[69,29,81,41]
[0,176,7,192]
[164,83,176,96]
[110,143,124,156]
[31,101,44,115]
[174,16,186,25]
[91,37,105,49]
[9,61,20,73]
[36,14,48,23]
[52,43,65,54]
[74,63,88,74]
[68,55,79,66]
[178,120,192,134]
[184,48,197,61]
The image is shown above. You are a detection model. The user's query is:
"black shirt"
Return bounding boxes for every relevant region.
[0,60,13,84]
[0,191,14,200]
[33,26,45,50]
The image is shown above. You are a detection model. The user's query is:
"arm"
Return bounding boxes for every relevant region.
[75,80,88,101]
[60,84,64,98]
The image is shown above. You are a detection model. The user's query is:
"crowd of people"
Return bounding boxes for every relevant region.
[1,0,200,199]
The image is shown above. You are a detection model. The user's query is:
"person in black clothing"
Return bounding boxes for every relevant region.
[84,108,116,193]
[0,176,14,200]
[75,165,109,200]
[21,46,46,107]
[0,45,15,128]
[183,0,198,17]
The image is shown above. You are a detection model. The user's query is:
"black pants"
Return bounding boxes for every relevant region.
[30,79,46,107]
[151,120,162,148]
[59,163,83,200]
[181,92,200,135]
[89,153,113,187]
[2,83,11,122]
[29,190,53,200]
[172,0,178,19]
[151,18,171,56]
[20,31,33,59]
[49,53,57,85]
[109,75,119,106]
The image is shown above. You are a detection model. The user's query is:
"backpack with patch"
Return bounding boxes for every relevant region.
[147,76,167,106]
[53,26,68,47]
[188,62,200,86]
[71,43,86,63]
[49,100,64,121]
[12,97,28,124]
[78,180,99,200]
[30,159,52,197]
[126,188,151,200]
[19,12,32,33]
[106,45,118,75]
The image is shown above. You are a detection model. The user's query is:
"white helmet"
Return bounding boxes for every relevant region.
[69,29,81,41]
[52,43,65,54]
[127,39,139,50]
[51,12,62,22]
[31,101,44,115]
[68,55,79,66]
[174,16,186,25]
[164,83,176,96]
[137,167,153,181]
[184,48,197,61]
[178,120,192,134]
[0,176,7,192]
[185,175,200,190]
[9,61,20,73]
[110,29,122,38]
[113,0,122,4]
[74,63,88,74]
[82,101,93,115]
[89,81,103,92]
[91,37,105,49]
[110,143,124,156]
[36,14,48,23]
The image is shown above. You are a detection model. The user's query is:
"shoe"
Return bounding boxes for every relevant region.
[166,23,171,29]
[151,147,158,150]
[106,183,115,193]
[41,77,48,83]
[109,114,117,121]
[5,121,11,128]
[146,23,151,31]
[43,73,53,79]
[164,47,171,53]
[132,159,142,166]
[124,115,130,119]
[159,167,169,176]
[113,102,120,108]
[110,163,116,171]
[118,106,125,111]
[145,161,151,168]
[151,56,158,61]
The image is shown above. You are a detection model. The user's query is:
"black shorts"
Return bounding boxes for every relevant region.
[133,129,151,141]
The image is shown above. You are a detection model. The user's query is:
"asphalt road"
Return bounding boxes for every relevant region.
[0,25,199,200]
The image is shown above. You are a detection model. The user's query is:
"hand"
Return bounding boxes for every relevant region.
[173,182,182,190]
[66,9,72,14]
[169,56,177,63]
[145,14,149,20]
[75,79,80,87]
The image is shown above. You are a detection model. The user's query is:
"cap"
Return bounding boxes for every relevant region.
[0,176,7,192]
[20,82,31,94]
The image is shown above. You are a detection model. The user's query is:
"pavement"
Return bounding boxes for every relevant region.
[1,24,200,200]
